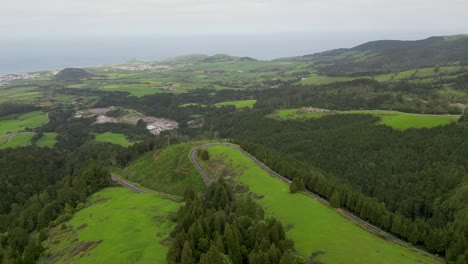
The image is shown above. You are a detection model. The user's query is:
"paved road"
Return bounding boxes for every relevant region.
[111,174,148,193]
[191,143,411,247]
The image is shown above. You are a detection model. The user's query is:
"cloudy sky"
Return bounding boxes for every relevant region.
[2,0,468,36]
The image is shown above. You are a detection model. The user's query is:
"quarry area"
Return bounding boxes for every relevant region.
[73,107,178,135]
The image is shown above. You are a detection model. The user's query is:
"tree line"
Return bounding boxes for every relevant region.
[167,179,304,264]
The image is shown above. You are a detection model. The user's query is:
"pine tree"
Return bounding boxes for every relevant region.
[330,190,341,208]
[289,182,298,194]
[200,245,224,264]
[181,241,194,264]
[279,250,296,264]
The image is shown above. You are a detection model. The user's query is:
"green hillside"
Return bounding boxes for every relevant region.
[122,143,205,196]
[40,188,178,264]
[200,145,439,264]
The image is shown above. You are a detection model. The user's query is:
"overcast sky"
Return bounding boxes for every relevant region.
[2,0,468,37]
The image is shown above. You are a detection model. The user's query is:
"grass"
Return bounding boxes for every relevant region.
[274,108,459,130]
[0,85,43,102]
[35,132,58,148]
[202,145,439,264]
[95,132,135,147]
[276,108,326,119]
[0,132,34,149]
[40,187,179,264]
[214,99,257,109]
[0,111,47,135]
[349,110,458,130]
[123,143,206,196]
[99,84,162,97]
[300,75,364,85]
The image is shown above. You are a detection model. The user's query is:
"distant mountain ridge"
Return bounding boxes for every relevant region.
[281,34,468,75]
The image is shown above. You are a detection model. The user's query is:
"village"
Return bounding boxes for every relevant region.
[0,72,41,86]
[107,64,171,72]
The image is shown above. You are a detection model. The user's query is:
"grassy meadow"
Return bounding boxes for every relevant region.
[0,111,47,135]
[274,108,459,130]
[0,132,34,149]
[123,143,206,196]
[214,99,257,109]
[40,187,178,264]
[35,132,58,148]
[202,145,439,264]
[95,132,135,147]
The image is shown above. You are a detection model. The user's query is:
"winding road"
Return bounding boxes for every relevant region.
[112,142,437,261]
[111,174,148,193]
[190,143,413,248]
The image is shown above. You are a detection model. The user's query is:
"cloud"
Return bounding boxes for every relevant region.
[1,0,467,36]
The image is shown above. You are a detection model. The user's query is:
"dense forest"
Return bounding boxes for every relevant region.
[167,179,302,264]
[200,108,468,263]
[0,64,467,263]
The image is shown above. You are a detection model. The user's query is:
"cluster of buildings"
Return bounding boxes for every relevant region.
[0,72,41,86]
[143,117,179,135]
[108,64,170,72]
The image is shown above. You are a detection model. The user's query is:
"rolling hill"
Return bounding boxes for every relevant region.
[282,34,468,75]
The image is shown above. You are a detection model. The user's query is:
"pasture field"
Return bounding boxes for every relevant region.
[202,145,439,264]
[95,132,135,147]
[35,132,58,148]
[0,85,42,103]
[123,143,206,196]
[274,108,459,130]
[214,99,257,109]
[276,108,326,119]
[300,74,362,85]
[0,132,34,149]
[40,187,178,264]
[0,111,47,135]
[98,84,162,97]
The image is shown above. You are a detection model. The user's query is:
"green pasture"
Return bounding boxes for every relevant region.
[274,108,459,130]
[40,187,178,264]
[214,99,257,109]
[0,111,47,135]
[123,143,206,196]
[35,132,58,148]
[0,132,34,149]
[203,145,439,264]
[95,132,134,147]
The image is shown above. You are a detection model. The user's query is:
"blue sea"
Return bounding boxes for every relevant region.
[0,32,433,74]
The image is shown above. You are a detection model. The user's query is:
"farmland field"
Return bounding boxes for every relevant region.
[274,108,459,130]
[214,99,257,109]
[201,145,439,264]
[35,132,58,148]
[0,132,34,149]
[40,187,178,264]
[0,111,47,135]
[95,132,134,147]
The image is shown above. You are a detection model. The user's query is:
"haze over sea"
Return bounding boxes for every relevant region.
[0,31,452,74]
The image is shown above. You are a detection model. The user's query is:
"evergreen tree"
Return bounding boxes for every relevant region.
[200,245,225,264]
[330,190,341,208]
[289,182,298,194]
[181,241,194,264]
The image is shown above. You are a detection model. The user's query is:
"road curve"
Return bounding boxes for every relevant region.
[111,174,148,193]
[191,143,414,248]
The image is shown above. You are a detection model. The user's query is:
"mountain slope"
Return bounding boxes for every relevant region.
[283,35,468,75]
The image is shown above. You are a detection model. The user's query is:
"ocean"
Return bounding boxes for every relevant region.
[0,32,433,74]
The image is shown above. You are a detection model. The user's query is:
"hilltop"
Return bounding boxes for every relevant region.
[55,68,94,81]
[281,34,468,75]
